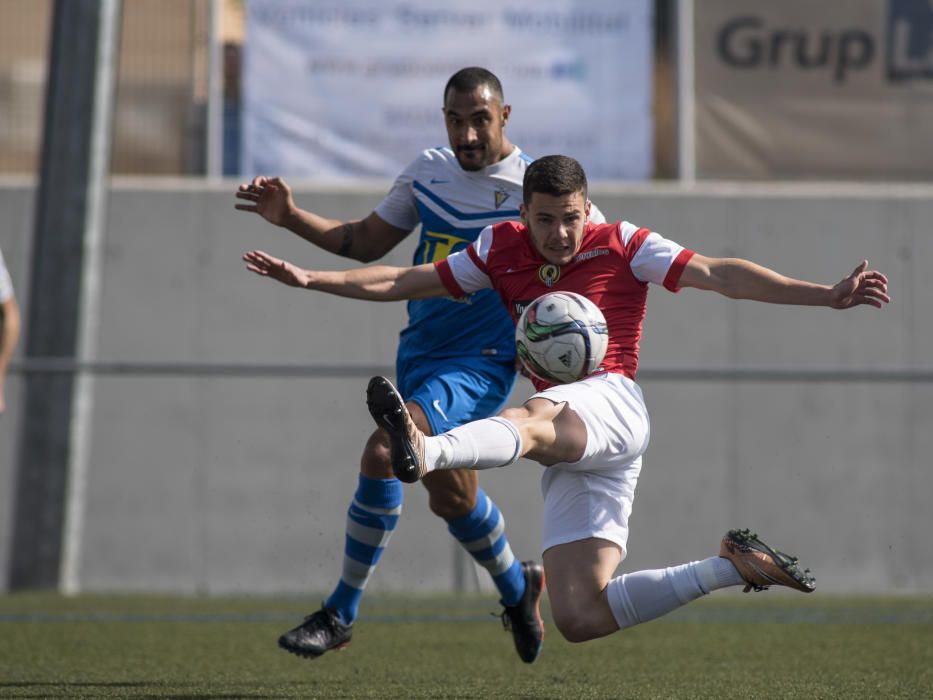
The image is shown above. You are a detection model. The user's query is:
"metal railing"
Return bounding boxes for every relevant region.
[8,359,932,383]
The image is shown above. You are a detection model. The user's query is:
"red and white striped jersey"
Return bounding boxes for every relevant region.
[436,220,694,389]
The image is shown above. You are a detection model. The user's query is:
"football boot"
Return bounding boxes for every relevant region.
[499,561,546,663]
[278,606,352,658]
[720,528,816,593]
[366,376,427,483]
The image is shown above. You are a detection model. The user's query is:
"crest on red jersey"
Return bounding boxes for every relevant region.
[538,263,560,287]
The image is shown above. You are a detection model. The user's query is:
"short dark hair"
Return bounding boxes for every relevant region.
[443,67,504,105]
[522,155,588,206]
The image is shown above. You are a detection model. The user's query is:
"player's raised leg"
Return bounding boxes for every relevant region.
[365,375,579,480]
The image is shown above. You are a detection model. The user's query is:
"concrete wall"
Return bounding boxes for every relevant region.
[1,179,930,594]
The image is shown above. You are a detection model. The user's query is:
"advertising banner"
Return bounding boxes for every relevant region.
[242,0,653,181]
[695,0,933,179]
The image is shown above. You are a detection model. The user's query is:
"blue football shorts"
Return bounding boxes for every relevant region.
[395,355,517,436]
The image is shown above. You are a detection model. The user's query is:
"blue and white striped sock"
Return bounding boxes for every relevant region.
[447,488,525,607]
[325,475,403,625]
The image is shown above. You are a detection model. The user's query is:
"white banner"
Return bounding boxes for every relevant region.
[242,0,653,181]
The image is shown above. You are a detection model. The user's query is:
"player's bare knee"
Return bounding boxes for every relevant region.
[549,588,610,643]
[551,608,602,644]
[360,428,394,479]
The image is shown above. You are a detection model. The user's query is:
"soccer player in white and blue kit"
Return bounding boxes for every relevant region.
[236,68,601,662]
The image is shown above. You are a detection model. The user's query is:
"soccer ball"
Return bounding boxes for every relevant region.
[515,291,609,384]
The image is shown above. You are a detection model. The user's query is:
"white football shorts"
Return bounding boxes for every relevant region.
[534,372,650,557]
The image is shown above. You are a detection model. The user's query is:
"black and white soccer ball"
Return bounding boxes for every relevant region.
[515,291,609,385]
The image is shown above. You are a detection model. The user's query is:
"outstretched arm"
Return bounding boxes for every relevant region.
[678,256,890,309]
[243,250,447,301]
[0,296,21,414]
[235,176,410,263]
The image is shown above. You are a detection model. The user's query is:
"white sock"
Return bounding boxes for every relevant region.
[423,417,523,473]
[694,556,745,592]
[606,557,743,630]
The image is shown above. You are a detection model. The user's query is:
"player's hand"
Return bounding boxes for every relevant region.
[235,176,294,227]
[243,250,309,288]
[829,260,890,309]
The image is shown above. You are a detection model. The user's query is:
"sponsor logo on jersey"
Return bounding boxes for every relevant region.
[573,248,609,263]
[494,188,511,209]
[538,263,561,287]
[512,299,533,318]
[420,231,470,263]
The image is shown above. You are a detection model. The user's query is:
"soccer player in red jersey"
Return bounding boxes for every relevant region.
[244,155,890,644]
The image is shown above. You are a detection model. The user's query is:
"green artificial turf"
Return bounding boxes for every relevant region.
[1,593,931,698]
